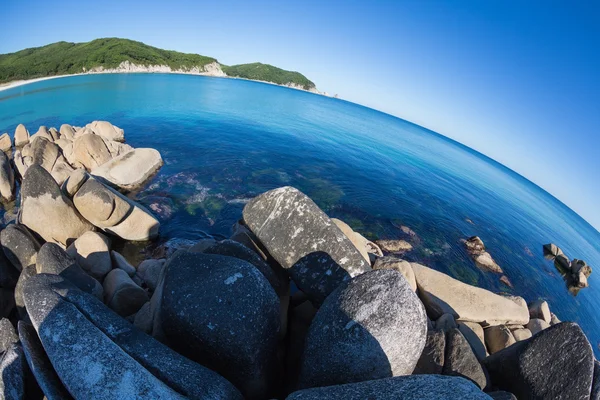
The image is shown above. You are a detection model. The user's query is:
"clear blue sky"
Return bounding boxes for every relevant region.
[2,0,599,230]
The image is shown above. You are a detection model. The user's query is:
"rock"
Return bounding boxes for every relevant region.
[0,343,27,399]
[0,251,19,289]
[32,126,53,141]
[30,136,60,173]
[230,221,269,260]
[0,318,18,354]
[526,318,550,335]
[413,329,445,375]
[103,268,148,316]
[464,236,485,253]
[436,313,457,332]
[499,275,512,288]
[73,133,112,170]
[591,360,600,400]
[550,312,561,325]
[137,259,165,291]
[242,187,370,303]
[59,124,75,140]
[483,322,594,399]
[286,375,492,400]
[49,127,60,141]
[50,156,74,185]
[572,259,592,276]
[20,165,94,245]
[62,167,87,197]
[528,300,551,323]
[55,137,70,151]
[18,321,73,400]
[71,174,160,241]
[412,263,530,326]
[458,321,488,360]
[159,251,280,399]
[554,254,571,271]
[14,124,30,147]
[331,218,371,263]
[36,242,103,300]
[443,328,488,389]
[14,266,36,321]
[543,243,564,259]
[133,302,153,333]
[66,231,112,281]
[0,133,11,152]
[91,148,163,190]
[12,150,28,178]
[484,325,516,354]
[375,239,413,253]
[86,121,125,142]
[23,273,243,399]
[1,224,41,271]
[372,256,417,291]
[111,251,136,276]
[188,238,217,253]
[0,151,14,201]
[473,252,503,273]
[575,271,589,288]
[101,138,133,158]
[511,328,532,341]
[298,270,427,389]
[488,391,517,400]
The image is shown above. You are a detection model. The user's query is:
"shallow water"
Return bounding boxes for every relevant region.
[2,73,600,354]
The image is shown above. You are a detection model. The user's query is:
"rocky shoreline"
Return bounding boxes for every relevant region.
[0,121,598,399]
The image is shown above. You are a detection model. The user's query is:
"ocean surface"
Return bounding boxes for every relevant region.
[1,73,600,354]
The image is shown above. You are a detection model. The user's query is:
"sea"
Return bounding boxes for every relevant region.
[1,73,599,355]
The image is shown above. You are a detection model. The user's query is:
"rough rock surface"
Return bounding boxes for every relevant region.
[511,328,532,341]
[66,231,112,281]
[86,120,125,142]
[373,256,417,291]
[59,124,75,140]
[526,318,550,335]
[458,321,488,360]
[436,313,457,332]
[483,322,594,399]
[0,318,18,354]
[484,325,516,354]
[1,224,41,272]
[443,328,488,389]
[331,218,372,263]
[287,375,492,399]
[528,300,551,323]
[243,187,370,303]
[0,151,14,201]
[103,268,148,316]
[412,263,529,326]
[159,251,280,399]
[464,237,503,273]
[14,266,36,321]
[23,273,243,399]
[413,329,445,375]
[30,136,59,173]
[91,148,163,190]
[20,165,93,245]
[73,133,112,170]
[591,360,600,400]
[0,342,27,399]
[14,124,30,147]
[298,269,427,389]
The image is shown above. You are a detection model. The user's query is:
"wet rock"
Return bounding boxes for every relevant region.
[287,374,492,400]
[92,148,163,190]
[458,321,488,360]
[413,329,445,375]
[436,313,457,332]
[73,133,112,170]
[484,325,516,354]
[14,124,30,147]
[20,165,94,246]
[23,273,243,399]
[242,187,370,304]
[412,263,529,326]
[298,270,427,389]
[0,133,11,152]
[443,328,489,389]
[0,342,27,399]
[483,322,594,399]
[511,328,532,341]
[528,300,551,323]
[66,231,112,281]
[0,151,15,201]
[0,318,18,354]
[373,256,417,291]
[36,242,103,300]
[1,224,41,272]
[137,259,165,291]
[86,120,125,142]
[375,239,413,253]
[159,251,280,399]
[103,268,148,316]
[111,250,136,276]
[526,318,550,335]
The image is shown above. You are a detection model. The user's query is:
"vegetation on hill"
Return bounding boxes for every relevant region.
[222,63,315,90]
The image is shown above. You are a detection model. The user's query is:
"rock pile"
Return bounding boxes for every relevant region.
[0,124,597,399]
[543,243,592,291]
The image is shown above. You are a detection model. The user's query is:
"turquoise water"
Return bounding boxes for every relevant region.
[2,73,600,353]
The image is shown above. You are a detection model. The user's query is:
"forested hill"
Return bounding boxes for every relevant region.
[222,63,315,90]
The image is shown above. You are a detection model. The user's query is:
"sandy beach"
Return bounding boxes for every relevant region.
[0,74,86,92]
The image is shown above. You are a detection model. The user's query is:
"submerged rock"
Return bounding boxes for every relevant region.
[376,239,413,253]
[0,133,11,152]
[91,148,163,190]
[463,236,503,273]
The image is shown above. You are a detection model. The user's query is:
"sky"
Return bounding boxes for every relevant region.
[1,0,599,230]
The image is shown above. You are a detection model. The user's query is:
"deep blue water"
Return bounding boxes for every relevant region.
[2,73,600,354]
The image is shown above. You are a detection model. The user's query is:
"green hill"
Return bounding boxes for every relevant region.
[0,38,317,90]
[222,63,315,90]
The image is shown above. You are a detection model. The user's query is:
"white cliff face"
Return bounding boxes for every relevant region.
[85,60,226,77]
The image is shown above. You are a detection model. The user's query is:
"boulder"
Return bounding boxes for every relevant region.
[14,124,30,147]
[137,259,165,291]
[287,375,492,400]
[458,321,488,360]
[71,174,160,241]
[133,301,153,333]
[12,150,28,178]
[0,318,18,354]
[554,254,571,271]
[0,151,14,201]
[528,300,551,323]
[91,148,163,190]
[0,252,19,289]
[413,329,445,375]
[103,269,148,316]
[50,157,74,185]
[543,243,563,259]
[488,391,517,400]
[375,239,413,253]
[591,360,600,400]
[473,252,503,273]
[284,300,318,391]
[550,312,561,325]
[443,328,488,389]
[32,126,53,141]
[101,138,134,158]
[298,270,427,389]
[159,251,280,399]
[0,133,11,152]
[412,263,529,326]
[22,273,243,399]
[575,271,589,288]
[1,224,41,271]
[331,218,371,263]
[526,318,550,335]
[66,231,112,281]
[36,242,103,300]
[59,124,75,140]
[242,187,370,303]
[435,313,457,332]
[572,259,592,276]
[0,343,27,399]
[14,266,36,321]
[484,325,516,354]
[86,121,125,142]
[464,236,485,253]
[20,165,94,245]
[373,256,417,291]
[49,127,60,141]
[73,133,112,170]
[230,221,269,260]
[511,328,532,341]
[111,251,136,276]
[30,136,59,172]
[483,322,594,399]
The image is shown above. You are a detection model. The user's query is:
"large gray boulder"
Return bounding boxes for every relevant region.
[103,269,148,316]
[298,270,427,389]
[20,165,94,246]
[14,124,29,147]
[412,263,529,326]
[591,360,600,400]
[242,187,370,303]
[483,322,594,399]
[0,343,27,399]
[23,273,243,399]
[158,251,280,399]
[91,148,163,190]
[443,328,489,389]
[0,151,14,202]
[287,375,492,399]
[413,329,445,375]
[458,321,488,360]
[1,224,41,272]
